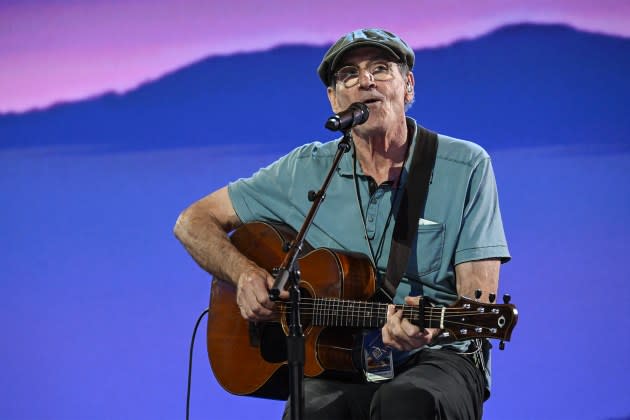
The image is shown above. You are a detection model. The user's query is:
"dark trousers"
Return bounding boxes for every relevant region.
[282,348,486,420]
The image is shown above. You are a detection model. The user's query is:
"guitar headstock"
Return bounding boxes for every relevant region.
[432,294,518,345]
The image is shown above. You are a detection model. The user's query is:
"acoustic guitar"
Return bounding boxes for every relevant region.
[207,221,518,400]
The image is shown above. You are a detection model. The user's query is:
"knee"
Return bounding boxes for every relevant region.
[371,385,439,419]
[283,379,351,420]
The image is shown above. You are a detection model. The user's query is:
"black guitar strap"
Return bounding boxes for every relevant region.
[381,126,438,300]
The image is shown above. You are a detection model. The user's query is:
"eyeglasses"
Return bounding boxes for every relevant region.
[334,61,397,88]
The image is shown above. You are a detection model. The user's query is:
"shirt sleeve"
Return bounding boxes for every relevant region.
[454,156,511,265]
[227,145,311,227]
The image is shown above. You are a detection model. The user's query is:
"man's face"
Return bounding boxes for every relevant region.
[327,47,414,136]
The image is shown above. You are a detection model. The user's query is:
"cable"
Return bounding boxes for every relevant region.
[186,308,209,420]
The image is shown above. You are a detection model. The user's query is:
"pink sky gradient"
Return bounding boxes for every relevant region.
[1,0,629,113]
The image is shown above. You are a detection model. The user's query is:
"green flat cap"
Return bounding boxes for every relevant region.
[317,28,415,86]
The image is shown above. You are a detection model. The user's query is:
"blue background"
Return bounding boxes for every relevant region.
[1,23,629,419]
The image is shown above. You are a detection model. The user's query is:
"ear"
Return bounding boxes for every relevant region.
[327,86,341,113]
[404,72,415,104]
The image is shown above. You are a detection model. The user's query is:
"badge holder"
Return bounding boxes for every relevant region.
[361,329,394,382]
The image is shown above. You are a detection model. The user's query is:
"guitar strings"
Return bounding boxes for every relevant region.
[258,315,501,332]
[270,298,503,315]
[270,302,502,315]
[249,298,508,332]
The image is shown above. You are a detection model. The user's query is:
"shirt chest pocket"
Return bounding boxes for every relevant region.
[405,223,445,277]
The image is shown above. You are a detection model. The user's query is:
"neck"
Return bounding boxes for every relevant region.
[352,119,409,185]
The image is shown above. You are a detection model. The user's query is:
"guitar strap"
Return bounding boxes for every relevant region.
[381,125,438,300]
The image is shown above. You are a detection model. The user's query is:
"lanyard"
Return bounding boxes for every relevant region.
[351,142,407,267]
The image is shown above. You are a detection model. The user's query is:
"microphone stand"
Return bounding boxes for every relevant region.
[269,130,353,420]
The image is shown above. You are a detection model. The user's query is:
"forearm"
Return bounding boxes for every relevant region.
[173,187,256,287]
[174,213,249,286]
[455,258,500,303]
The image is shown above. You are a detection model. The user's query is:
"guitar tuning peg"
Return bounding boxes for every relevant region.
[502,294,511,304]
[474,289,482,300]
[499,340,505,350]
[489,293,496,303]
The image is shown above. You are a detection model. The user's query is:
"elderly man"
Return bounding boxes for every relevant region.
[175,28,510,419]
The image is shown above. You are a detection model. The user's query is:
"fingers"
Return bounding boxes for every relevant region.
[381,303,435,351]
[381,304,397,345]
[236,267,276,321]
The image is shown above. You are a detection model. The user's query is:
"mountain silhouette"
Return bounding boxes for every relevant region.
[1,23,629,152]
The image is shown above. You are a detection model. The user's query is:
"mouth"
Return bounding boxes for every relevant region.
[363,98,381,105]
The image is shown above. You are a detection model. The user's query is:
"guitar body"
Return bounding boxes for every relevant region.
[207,221,378,399]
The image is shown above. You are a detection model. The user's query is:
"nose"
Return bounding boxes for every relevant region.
[358,69,376,88]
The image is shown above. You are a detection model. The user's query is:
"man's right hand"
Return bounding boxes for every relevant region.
[235,266,284,321]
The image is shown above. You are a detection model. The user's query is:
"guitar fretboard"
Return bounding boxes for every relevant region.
[307,297,437,328]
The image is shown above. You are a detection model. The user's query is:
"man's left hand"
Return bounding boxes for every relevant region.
[381,296,440,351]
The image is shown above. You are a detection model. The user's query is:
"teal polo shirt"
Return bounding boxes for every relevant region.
[228,117,510,306]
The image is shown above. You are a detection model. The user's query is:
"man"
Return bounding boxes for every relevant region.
[174,28,510,419]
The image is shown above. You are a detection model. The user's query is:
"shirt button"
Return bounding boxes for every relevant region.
[368,216,374,222]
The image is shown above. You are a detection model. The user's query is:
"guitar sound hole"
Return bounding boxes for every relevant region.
[298,287,313,328]
[280,287,314,328]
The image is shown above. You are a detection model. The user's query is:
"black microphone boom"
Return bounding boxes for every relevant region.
[325,102,370,131]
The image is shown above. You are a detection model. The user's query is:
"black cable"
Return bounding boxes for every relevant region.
[186,308,209,420]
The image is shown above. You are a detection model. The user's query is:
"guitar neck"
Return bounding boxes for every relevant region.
[281,295,517,342]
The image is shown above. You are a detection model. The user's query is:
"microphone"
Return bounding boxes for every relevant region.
[325,102,370,131]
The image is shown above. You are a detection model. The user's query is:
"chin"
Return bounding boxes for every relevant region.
[354,121,385,136]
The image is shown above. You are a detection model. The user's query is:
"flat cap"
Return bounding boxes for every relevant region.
[317,28,415,86]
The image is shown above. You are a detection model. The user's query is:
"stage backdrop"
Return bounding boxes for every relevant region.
[1,20,630,420]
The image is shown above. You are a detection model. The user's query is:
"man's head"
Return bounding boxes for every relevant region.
[320,29,416,134]
[317,28,415,88]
